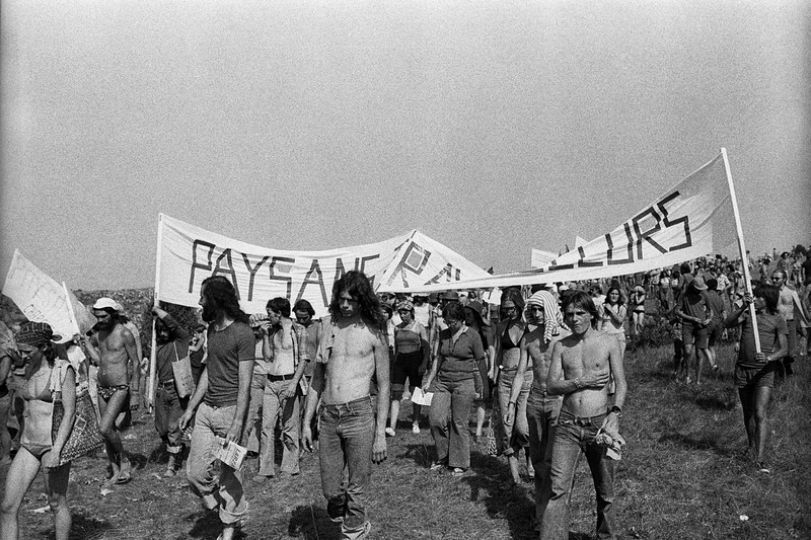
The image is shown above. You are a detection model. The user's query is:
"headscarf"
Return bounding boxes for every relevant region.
[16,322,61,346]
[525,291,564,344]
[396,300,414,312]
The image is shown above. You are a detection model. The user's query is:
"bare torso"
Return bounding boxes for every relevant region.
[323,318,384,405]
[95,323,134,387]
[525,325,566,392]
[559,331,614,416]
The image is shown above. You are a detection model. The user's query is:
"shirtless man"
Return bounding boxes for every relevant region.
[302,271,389,540]
[540,291,626,540]
[79,297,139,485]
[505,290,568,530]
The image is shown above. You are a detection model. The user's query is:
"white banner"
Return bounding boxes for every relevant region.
[2,250,81,341]
[530,249,557,269]
[156,215,490,315]
[395,152,739,291]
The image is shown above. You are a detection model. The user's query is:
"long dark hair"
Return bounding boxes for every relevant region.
[562,290,600,328]
[329,271,386,330]
[201,276,249,324]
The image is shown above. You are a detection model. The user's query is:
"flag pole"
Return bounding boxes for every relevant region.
[721,148,760,352]
[148,214,165,412]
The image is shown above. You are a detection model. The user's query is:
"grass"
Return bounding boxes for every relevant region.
[2,340,808,539]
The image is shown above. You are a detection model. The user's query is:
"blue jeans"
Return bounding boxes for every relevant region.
[540,411,616,540]
[527,390,562,525]
[259,377,301,475]
[318,396,375,536]
[429,378,475,469]
[186,403,248,526]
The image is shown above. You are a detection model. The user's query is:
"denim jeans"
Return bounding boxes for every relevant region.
[154,384,188,453]
[540,411,616,540]
[429,377,475,469]
[244,372,265,454]
[497,369,533,455]
[526,390,562,525]
[186,403,248,526]
[259,378,300,475]
[318,395,375,536]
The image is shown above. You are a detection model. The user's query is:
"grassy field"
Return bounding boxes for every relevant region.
[2,339,809,539]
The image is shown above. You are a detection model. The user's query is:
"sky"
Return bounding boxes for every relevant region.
[2,1,809,291]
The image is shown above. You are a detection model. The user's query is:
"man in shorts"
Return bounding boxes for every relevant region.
[675,276,714,384]
[724,285,787,472]
[79,297,139,485]
[771,270,808,377]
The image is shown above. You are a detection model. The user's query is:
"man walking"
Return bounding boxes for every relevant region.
[179,276,254,540]
[540,291,626,540]
[301,271,389,540]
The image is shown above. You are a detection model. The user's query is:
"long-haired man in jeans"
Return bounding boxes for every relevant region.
[301,271,389,540]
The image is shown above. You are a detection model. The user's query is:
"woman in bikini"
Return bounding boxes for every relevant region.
[0,322,75,540]
[492,289,531,486]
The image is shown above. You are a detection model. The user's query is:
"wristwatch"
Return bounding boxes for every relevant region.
[608,405,622,417]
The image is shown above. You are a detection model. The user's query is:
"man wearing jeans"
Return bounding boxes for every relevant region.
[179,276,254,540]
[505,290,568,530]
[302,271,389,540]
[541,291,626,540]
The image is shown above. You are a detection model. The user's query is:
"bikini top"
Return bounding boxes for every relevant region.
[500,321,523,350]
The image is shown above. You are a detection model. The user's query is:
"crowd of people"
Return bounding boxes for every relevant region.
[0,242,808,540]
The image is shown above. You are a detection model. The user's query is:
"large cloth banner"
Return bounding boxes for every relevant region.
[530,249,557,269]
[394,152,738,291]
[1,250,94,341]
[156,215,490,315]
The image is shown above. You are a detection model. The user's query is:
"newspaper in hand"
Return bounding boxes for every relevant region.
[410,387,434,406]
[215,437,248,470]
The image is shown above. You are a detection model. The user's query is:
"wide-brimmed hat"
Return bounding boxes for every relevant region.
[465,301,490,326]
[16,322,62,346]
[442,291,460,301]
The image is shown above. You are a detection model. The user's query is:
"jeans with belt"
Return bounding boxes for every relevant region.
[186,402,248,526]
[429,377,476,469]
[540,410,616,540]
[497,369,533,456]
[318,395,376,538]
[526,388,563,525]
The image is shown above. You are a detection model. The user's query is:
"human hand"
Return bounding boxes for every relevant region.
[302,425,315,453]
[600,412,620,435]
[42,451,60,470]
[503,403,515,426]
[584,373,610,389]
[755,352,767,363]
[742,293,754,306]
[224,421,242,445]
[372,434,387,464]
[178,410,193,431]
[282,383,297,400]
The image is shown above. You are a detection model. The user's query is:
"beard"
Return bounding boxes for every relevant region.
[201,302,217,323]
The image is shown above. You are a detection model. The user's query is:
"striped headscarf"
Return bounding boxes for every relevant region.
[525,290,564,344]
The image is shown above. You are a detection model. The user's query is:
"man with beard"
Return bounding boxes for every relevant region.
[301,271,389,540]
[540,291,626,540]
[151,305,190,477]
[504,290,568,531]
[179,276,254,540]
[79,297,139,485]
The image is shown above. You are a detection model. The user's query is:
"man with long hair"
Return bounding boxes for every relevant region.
[179,276,253,540]
[301,271,389,540]
[540,291,626,540]
[79,297,139,486]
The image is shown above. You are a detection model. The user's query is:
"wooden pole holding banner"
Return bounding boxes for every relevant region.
[721,148,760,353]
[148,214,164,412]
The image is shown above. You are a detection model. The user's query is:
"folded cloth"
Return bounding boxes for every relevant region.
[595,426,626,460]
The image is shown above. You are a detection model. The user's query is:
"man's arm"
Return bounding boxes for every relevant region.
[283,324,307,399]
[226,357,254,445]
[419,324,430,375]
[301,362,324,453]
[179,368,209,430]
[372,329,390,463]
[602,336,626,433]
[122,327,141,410]
[504,334,530,426]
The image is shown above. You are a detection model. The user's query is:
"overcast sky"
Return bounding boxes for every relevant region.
[2,1,809,290]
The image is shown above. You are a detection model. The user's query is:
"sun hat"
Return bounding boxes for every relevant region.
[16,322,62,346]
[442,291,460,301]
[92,297,121,312]
[691,276,709,291]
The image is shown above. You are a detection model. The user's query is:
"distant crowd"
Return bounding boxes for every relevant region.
[0,241,808,540]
